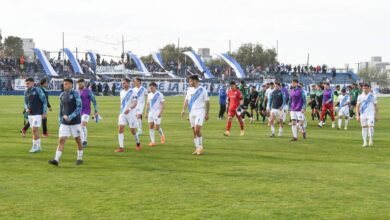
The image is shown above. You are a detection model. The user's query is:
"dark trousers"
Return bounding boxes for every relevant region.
[23,118,48,134]
[219,104,226,118]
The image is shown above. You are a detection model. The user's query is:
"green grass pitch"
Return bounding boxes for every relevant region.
[0,95,389,219]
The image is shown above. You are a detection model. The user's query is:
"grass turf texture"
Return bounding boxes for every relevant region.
[0,95,389,220]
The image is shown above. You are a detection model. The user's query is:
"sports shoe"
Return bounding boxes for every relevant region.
[344,127,348,130]
[148,142,156,147]
[75,160,83,165]
[20,129,26,137]
[302,132,306,139]
[291,137,298,141]
[196,147,204,155]
[362,143,368,147]
[369,139,373,146]
[331,122,335,128]
[42,133,49,138]
[135,143,141,151]
[48,159,59,166]
[278,132,283,137]
[192,149,198,155]
[160,135,166,144]
[224,131,230,137]
[240,130,245,136]
[29,147,40,153]
[115,148,125,152]
[270,133,275,137]
[82,141,87,148]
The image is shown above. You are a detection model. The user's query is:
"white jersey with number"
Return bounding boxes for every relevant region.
[185,86,209,113]
[147,91,165,116]
[133,86,147,111]
[120,88,137,116]
[357,93,377,117]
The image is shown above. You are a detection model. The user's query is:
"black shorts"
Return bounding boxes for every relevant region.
[310,101,316,109]
[350,100,357,106]
[250,103,258,110]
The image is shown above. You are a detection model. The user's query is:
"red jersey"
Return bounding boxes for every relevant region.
[228,89,242,109]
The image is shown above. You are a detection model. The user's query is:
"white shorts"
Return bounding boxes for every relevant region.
[360,114,375,127]
[28,115,42,128]
[118,113,137,128]
[189,110,205,127]
[59,124,82,138]
[338,106,350,117]
[148,114,161,125]
[290,111,304,121]
[81,114,90,123]
[270,109,284,120]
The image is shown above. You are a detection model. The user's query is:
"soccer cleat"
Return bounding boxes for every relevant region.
[135,143,141,151]
[344,127,348,130]
[369,139,373,146]
[75,160,83,165]
[160,135,166,144]
[240,130,245,136]
[278,131,283,137]
[29,147,40,153]
[192,149,198,155]
[303,132,307,139]
[291,137,298,141]
[362,143,368,147]
[115,148,125,153]
[148,142,156,147]
[270,133,275,138]
[196,148,204,155]
[42,133,49,138]
[224,131,230,137]
[20,129,26,137]
[331,122,335,128]
[48,159,59,166]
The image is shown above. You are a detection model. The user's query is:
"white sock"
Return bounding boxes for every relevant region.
[198,136,203,148]
[338,119,342,128]
[134,133,140,144]
[279,128,283,134]
[137,119,142,133]
[271,125,275,134]
[118,133,124,148]
[362,127,368,144]
[55,149,62,162]
[292,124,298,138]
[77,150,83,160]
[149,129,155,143]
[82,126,88,142]
[345,119,349,128]
[368,127,374,140]
[194,138,198,149]
[36,139,41,149]
[158,127,164,136]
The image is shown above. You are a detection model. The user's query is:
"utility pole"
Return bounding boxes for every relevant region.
[177,37,180,73]
[62,32,65,70]
[121,35,124,62]
[307,53,310,66]
[229,40,231,54]
[276,40,279,61]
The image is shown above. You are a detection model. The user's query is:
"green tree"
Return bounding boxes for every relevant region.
[231,43,277,68]
[4,36,24,58]
[358,67,390,87]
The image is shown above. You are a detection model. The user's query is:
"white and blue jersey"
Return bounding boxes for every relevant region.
[147,91,165,116]
[133,86,147,114]
[185,86,209,113]
[357,93,377,116]
[337,94,350,108]
[120,88,138,116]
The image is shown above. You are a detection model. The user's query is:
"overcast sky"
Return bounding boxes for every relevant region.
[1,0,389,69]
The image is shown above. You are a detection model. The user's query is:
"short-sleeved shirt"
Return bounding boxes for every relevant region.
[133,86,147,108]
[337,94,350,108]
[120,88,138,114]
[227,89,243,110]
[147,91,165,115]
[185,86,209,113]
[357,93,377,116]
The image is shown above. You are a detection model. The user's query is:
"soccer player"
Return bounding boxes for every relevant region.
[48,78,83,166]
[281,83,290,123]
[24,77,47,153]
[308,85,317,120]
[218,84,227,120]
[224,81,244,136]
[288,79,306,141]
[21,78,52,137]
[268,82,286,137]
[238,80,251,120]
[264,82,275,123]
[145,82,166,146]
[249,86,259,122]
[336,88,350,130]
[257,85,267,123]
[356,84,378,147]
[318,83,335,128]
[181,75,210,155]
[315,84,324,121]
[77,79,99,148]
[115,78,140,152]
[132,77,148,135]
[349,83,361,118]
